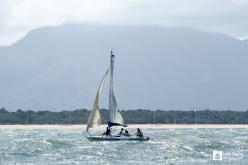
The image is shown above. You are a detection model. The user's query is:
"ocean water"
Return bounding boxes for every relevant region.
[0,127,247,164]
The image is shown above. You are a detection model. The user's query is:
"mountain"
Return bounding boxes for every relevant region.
[1,24,248,111]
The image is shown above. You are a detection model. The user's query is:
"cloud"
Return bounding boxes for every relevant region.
[0,0,248,45]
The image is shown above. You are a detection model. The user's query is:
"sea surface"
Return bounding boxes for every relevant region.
[0,127,247,164]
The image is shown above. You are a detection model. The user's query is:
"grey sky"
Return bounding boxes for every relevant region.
[0,0,248,45]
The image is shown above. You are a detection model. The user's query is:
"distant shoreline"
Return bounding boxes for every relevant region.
[0,124,248,129]
[1,109,248,124]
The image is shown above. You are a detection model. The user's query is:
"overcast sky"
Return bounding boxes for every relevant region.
[0,0,248,46]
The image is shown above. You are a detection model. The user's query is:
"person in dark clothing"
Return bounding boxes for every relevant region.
[123,129,130,136]
[118,128,124,135]
[135,128,143,137]
[105,127,111,136]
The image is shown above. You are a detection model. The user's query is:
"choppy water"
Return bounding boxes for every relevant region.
[0,127,247,164]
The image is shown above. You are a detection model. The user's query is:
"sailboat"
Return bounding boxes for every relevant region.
[85,51,150,141]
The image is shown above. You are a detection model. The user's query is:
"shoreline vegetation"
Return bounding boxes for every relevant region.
[1,124,248,129]
[1,108,248,125]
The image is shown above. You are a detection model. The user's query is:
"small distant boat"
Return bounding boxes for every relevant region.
[85,51,150,141]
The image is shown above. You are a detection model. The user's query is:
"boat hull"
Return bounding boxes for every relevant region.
[86,135,150,141]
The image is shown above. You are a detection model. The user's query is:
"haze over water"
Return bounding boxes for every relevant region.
[0,127,247,164]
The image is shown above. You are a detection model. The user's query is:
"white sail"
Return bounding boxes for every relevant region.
[110,92,124,124]
[86,70,108,131]
[109,51,124,124]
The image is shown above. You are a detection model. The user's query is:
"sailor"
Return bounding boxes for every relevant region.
[135,128,143,137]
[123,129,130,136]
[118,128,124,135]
[105,127,111,136]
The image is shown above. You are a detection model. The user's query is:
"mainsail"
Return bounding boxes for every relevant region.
[109,51,124,125]
[86,70,108,131]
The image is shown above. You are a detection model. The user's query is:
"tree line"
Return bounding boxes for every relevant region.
[0,107,248,124]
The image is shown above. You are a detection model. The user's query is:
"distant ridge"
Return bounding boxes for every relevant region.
[1,24,248,111]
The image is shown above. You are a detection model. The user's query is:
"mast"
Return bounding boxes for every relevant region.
[108,50,124,125]
[109,50,115,120]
